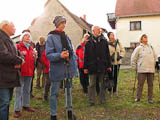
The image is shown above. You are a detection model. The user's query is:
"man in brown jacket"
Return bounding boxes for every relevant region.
[0,20,24,120]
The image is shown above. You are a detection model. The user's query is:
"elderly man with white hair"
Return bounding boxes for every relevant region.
[0,20,24,120]
[84,26,112,106]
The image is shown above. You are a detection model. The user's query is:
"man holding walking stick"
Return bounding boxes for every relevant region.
[46,15,77,120]
[131,34,157,104]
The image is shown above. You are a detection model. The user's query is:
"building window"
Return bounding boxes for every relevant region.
[130,21,141,31]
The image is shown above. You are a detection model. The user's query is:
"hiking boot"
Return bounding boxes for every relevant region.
[51,115,57,120]
[148,99,153,104]
[88,102,95,106]
[23,107,35,112]
[68,110,77,120]
[13,111,21,118]
[135,98,140,102]
[43,96,48,102]
[30,94,34,98]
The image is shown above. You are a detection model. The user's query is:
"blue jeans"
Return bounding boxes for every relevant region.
[50,79,72,116]
[0,88,13,120]
[14,76,32,111]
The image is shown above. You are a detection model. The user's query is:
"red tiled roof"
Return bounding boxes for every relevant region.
[115,0,160,17]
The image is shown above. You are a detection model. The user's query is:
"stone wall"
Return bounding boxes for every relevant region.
[122,47,134,65]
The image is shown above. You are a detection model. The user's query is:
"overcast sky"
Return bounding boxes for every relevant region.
[0,0,117,36]
[60,0,117,30]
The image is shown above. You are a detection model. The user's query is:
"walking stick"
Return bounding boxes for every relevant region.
[132,71,137,96]
[116,65,120,97]
[64,61,70,120]
[158,71,160,92]
[64,60,77,120]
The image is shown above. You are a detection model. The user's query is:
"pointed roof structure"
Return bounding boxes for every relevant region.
[56,0,91,31]
[13,0,92,48]
[115,0,160,17]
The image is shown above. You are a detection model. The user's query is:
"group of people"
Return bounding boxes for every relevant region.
[0,15,158,120]
[76,26,125,106]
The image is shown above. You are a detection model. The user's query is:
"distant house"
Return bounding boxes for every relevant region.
[107,0,160,54]
[13,0,91,49]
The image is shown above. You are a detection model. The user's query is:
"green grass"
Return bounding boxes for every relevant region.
[9,69,160,120]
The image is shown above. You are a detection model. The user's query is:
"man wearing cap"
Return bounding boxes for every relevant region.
[46,15,77,120]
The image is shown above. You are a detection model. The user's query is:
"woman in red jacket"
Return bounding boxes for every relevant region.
[76,33,89,94]
[14,32,36,118]
[41,50,50,101]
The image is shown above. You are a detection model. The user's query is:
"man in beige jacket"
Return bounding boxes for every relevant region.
[131,34,157,104]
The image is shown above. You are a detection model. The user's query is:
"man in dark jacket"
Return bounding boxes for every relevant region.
[36,37,45,88]
[0,20,24,120]
[84,26,111,106]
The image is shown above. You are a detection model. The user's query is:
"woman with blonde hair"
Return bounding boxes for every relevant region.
[131,34,157,104]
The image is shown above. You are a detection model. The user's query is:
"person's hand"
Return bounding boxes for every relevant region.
[33,49,38,58]
[107,67,112,71]
[21,51,26,56]
[60,50,69,59]
[84,69,88,74]
[22,59,25,65]
[14,64,21,69]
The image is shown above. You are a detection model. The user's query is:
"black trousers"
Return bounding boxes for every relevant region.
[108,65,120,93]
[30,67,35,95]
[79,68,89,93]
[96,76,100,95]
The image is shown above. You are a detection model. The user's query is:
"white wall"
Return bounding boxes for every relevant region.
[116,16,160,55]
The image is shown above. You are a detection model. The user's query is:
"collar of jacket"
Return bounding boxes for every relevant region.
[0,30,12,42]
[20,41,31,50]
[140,43,149,47]
[81,42,85,46]
[91,36,101,43]
[54,29,63,33]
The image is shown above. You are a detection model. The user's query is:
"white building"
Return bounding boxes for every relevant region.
[107,0,160,55]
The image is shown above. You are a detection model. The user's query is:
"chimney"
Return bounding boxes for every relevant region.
[83,14,87,21]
